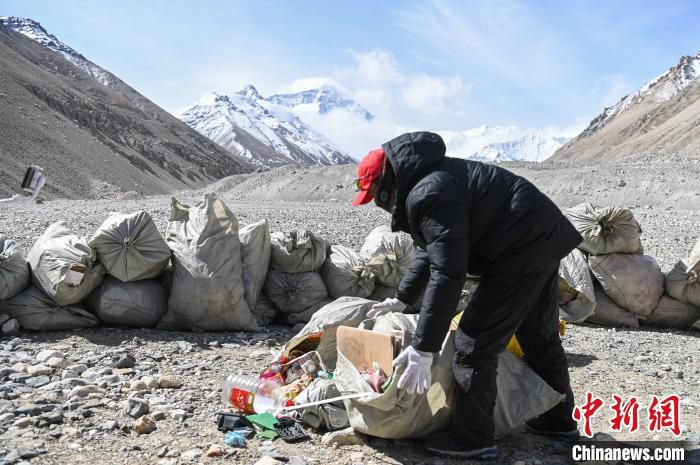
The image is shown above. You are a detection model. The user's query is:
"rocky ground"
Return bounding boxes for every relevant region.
[0,158,699,464]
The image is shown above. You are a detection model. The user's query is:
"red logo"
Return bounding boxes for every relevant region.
[648,395,681,436]
[572,391,604,438]
[610,395,640,433]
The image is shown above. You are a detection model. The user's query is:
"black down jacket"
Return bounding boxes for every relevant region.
[383,131,582,352]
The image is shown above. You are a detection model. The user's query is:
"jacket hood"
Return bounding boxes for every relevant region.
[382,131,446,230]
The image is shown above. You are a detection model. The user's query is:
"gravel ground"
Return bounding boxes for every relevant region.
[1,159,699,465]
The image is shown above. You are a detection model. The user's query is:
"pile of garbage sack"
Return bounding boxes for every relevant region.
[0,194,419,333]
[556,203,700,330]
[217,297,564,441]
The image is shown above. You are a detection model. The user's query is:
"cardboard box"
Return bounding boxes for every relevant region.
[336,326,400,375]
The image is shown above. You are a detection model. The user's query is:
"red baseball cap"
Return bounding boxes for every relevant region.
[352,148,385,206]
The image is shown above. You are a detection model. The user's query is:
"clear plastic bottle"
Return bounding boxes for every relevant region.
[221,374,289,414]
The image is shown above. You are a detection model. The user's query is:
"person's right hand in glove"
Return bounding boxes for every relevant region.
[367,297,407,318]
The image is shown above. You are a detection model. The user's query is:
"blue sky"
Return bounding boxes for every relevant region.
[4,0,700,135]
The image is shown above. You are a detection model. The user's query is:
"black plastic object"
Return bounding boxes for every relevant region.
[274,418,310,443]
[216,412,253,432]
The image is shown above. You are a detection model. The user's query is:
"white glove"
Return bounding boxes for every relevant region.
[367,297,407,318]
[392,345,433,395]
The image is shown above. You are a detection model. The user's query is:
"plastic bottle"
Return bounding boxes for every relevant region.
[221,374,290,414]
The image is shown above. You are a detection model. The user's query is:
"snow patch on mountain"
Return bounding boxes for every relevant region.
[440,125,570,162]
[0,16,113,86]
[585,52,700,136]
[267,85,374,121]
[177,86,353,167]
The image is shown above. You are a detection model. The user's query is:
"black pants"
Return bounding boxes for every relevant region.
[452,263,576,447]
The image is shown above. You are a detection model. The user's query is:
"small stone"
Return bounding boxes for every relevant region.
[27,365,53,377]
[129,380,149,392]
[38,407,63,426]
[112,354,136,369]
[171,408,186,421]
[675,371,684,380]
[156,446,169,457]
[180,449,203,462]
[45,357,67,368]
[0,313,9,325]
[67,386,101,399]
[151,411,166,421]
[206,445,226,457]
[158,376,182,389]
[132,416,156,435]
[100,420,118,431]
[1,318,20,335]
[350,452,364,462]
[36,350,64,363]
[61,371,79,380]
[66,364,88,374]
[176,341,193,353]
[14,417,34,428]
[142,376,159,389]
[157,460,177,465]
[124,398,149,418]
[321,427,363,446]
[0,412,15,424]
[660,364,672,372]
[25,376,51,387]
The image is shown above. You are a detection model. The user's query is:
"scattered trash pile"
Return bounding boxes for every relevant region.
[557,203,700,330]
[214,297,565,444]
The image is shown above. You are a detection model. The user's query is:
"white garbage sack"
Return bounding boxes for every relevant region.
[88,276,167,328]
[270,229,327,273]
[294,378,350,431]
[665,238,700,308]
[0,285,98,331]
[558,249,596,322]
[282,297,375,369]
[0,235,30,301]
[586,288,639,328]
[565,203,643,255]
[644,295,700,330]
[285,298,333,326]
[589,254,664,317]
[88,211,171,282]
[158,194,259,332]
[360,225,415,288]
[264,269,328,319]
[335,313,563,439]
[26,222,106,306]
[321,245,375,299]
[252,293,278,327]
[239,219,271,310]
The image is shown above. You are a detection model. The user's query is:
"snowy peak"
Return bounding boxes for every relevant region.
[178,88,353,168]
[267,85,374,121]
[0,16,113,86]
[584,51,700,136]
[237,84,263,100]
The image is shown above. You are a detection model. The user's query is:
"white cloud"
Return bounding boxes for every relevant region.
[333,49,466,118]
[400,75,466,113]
[291,107,405,159]
[275,77,348,94]
[346,49,405,86]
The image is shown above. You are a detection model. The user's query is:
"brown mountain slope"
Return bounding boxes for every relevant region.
[552,53,700,161]
[0,24,253,200]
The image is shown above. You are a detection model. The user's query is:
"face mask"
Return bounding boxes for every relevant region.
[373,160,396,213]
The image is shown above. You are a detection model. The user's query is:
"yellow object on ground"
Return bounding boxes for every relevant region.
[452,312,567,359]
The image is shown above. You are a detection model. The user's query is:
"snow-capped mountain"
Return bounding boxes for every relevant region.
[440,125,570,162]
[178,85,354,168]
[553,51,700,160]
[0,16,112,86]
[267,85,374,121]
